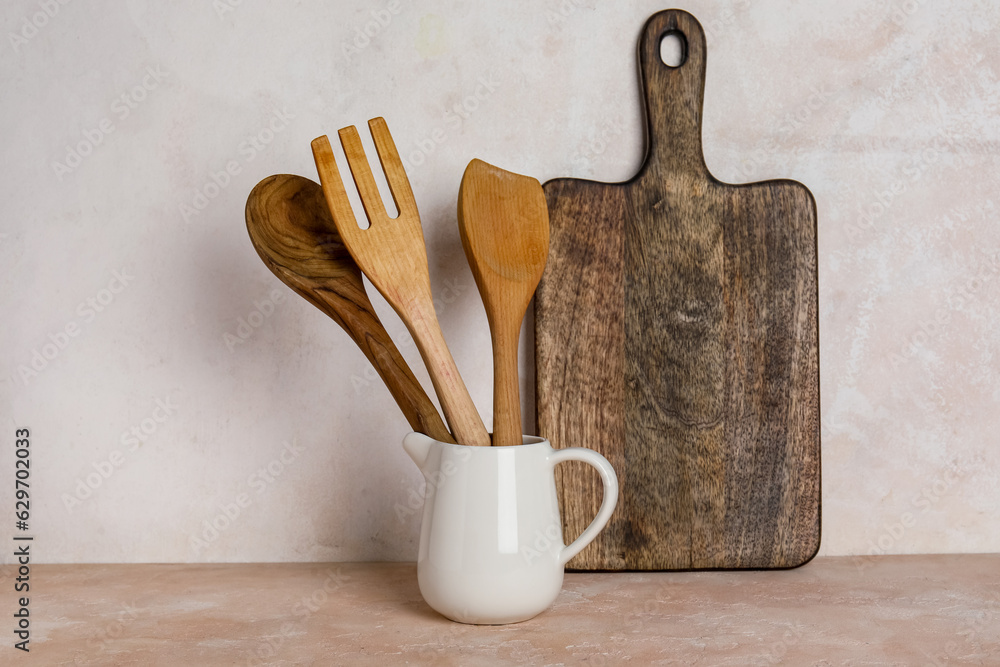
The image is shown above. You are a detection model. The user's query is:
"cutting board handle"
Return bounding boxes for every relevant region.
[637,9,709,176]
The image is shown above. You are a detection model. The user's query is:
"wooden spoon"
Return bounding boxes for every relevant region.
[245,173,454,443]
[458,159,550,446]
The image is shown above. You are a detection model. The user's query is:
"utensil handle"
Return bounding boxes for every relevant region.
[491,320,523,447]
[551,447,618,565]
[314,280,454,444]
[410,307,493,447]
[638,9,708,175]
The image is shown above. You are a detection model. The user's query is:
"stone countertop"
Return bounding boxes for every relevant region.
[21,554,1000,665]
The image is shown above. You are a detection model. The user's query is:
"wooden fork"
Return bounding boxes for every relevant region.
[311,118,491,447]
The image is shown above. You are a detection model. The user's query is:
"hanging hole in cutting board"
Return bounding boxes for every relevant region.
[659,31,686,68]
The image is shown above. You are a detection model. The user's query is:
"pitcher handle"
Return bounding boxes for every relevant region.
[550,447,619,566]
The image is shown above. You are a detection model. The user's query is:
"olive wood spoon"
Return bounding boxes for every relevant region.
[245,173,454,443]
[458,159,550,447]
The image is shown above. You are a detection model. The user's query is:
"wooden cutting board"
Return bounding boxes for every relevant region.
[535,9,820,571]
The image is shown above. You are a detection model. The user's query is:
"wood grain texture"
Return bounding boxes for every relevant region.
[245,174,454,443]
[535,9,820,570]
[312,118,491,447]
[458,159,550,447]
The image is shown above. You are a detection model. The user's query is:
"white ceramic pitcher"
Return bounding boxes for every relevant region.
[402,432,618,624]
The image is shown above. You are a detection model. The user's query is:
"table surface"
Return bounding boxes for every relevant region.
[14,554,1000,665]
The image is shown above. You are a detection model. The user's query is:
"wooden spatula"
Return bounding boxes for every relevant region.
[245,174,454,443]
[458,159,549,447]
[311,118,491,447]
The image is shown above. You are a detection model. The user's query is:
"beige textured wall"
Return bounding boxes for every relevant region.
[1,0,997,563]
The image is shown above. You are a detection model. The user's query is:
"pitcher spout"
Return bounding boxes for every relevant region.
[402,432,437,473]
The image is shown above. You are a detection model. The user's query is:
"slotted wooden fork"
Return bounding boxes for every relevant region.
[311,117,491,447]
